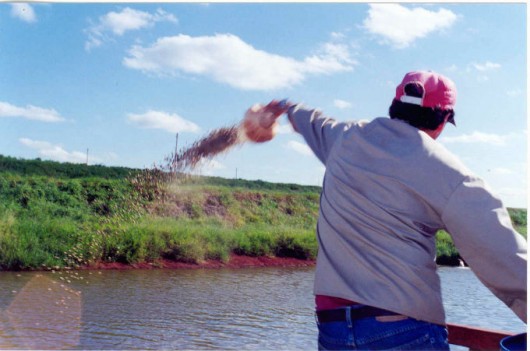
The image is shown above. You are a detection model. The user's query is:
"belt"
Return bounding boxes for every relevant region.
[316,305,399,323]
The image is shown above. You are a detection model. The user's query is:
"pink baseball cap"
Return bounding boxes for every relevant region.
[395,71,457,111]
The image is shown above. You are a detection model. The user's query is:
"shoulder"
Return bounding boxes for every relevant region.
[423,133,474,177]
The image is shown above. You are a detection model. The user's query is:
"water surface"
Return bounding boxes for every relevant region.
[0,266,525,350]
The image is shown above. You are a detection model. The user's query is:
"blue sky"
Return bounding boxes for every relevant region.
[0,3,527,208]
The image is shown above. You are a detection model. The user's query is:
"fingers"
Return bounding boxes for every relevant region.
[264,99,291,118]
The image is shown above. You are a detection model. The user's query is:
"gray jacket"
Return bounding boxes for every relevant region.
[288,105,527,325]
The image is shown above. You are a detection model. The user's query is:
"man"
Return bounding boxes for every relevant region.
[249,71,527,350]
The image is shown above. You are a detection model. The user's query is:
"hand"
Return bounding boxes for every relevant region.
[263,99,292,119]
[241,99,293,143]
[241,104,278,143]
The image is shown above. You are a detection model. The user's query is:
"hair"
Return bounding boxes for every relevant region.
[389,82,454,130]
[388,100,454,130]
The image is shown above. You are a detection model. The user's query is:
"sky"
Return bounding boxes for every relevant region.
[0,3,527,208]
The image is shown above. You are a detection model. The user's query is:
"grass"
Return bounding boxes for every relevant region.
[0,172,322,270]
[508,208,527,237]
[99,218,317,265]
[0,156,526,270]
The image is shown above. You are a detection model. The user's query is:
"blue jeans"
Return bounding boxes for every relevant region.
[317,306,450,350]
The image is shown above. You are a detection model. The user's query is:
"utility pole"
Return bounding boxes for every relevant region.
[173,133,179,175]
[174,133,179,166]
[86,148,89,166]
[235,168,238,179]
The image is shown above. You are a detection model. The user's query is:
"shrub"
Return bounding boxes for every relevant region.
[435,230,461,266]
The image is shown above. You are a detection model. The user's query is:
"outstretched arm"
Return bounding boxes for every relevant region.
[259,100,350,164]
[442,176,527,322]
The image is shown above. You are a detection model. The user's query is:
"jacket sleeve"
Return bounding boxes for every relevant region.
[287,104,349,165]
[441,176,527,322]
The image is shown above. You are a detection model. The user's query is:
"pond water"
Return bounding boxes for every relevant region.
[0,266,525,350]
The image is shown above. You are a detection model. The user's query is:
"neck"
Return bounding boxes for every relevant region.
[421,121,447,140]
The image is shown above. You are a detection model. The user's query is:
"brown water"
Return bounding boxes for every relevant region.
[0,267,525,350]
[0,267,316,350]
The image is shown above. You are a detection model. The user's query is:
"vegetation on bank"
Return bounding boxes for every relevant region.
[0,155,526,271]
[0,154,137,179]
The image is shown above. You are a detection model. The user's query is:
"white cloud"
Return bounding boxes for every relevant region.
[463,61,501,82]
[490,167,514,175]
[334,99,352,109]
[304,42,355,74]
[497,187,526,195]
[440,131,512,146]
[127,110,200,134]
[331,32,346,40]
[19,138,98,164]
[123,33,356,91]
[85,7,177,51]
[276,123,294,134]
[286,140,313,156]
[363,4,457,49]
[506,89,522,97]
[471,61,501,71]
[10,3,36,23]
[0,101,65,122]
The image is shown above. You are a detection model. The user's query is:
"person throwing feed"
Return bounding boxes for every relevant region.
[243,70,527,350]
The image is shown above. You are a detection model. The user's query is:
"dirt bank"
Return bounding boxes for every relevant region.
[81,254,316,271]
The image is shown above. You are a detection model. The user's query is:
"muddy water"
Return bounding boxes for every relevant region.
[0,267,525,350]
[0,267,316,350]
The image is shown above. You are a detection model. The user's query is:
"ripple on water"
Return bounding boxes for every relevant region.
[0,266,524,350]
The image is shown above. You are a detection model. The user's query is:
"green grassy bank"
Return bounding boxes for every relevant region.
[0,155,526,270]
